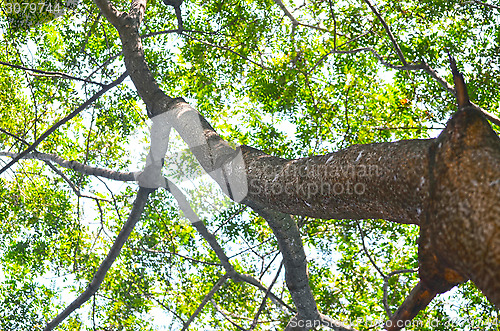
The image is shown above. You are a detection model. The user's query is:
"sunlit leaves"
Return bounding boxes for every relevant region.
[0,0,499,329]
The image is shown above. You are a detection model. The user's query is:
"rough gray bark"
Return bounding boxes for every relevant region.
[420,106,500,303]
[91,0,500,329]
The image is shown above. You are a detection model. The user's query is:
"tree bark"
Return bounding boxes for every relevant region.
[93,0,500,328]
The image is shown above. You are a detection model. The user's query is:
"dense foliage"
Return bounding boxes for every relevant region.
[0,0,499,330]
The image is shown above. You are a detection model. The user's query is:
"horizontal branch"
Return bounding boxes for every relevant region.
[180,32,269,69]
[143,248,223,266]
[0,151,135,181]
[0,61,106,86]
[102,4,437,225]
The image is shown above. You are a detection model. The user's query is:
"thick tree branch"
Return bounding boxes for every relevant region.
[94,0,172,115]
[44,187,153,331]
[92,0,126,27]
[0,151,135,181]
[95,0,430,226]
[241,138,431,224]
[272,0,298,26]
[385,281,436,331]
[165,178,297,312]
[249,204,356,331]
[0,71,128,176]
[382,269,418,319]
[136,97,432,225]
[92,2,500,329]
[249,205,320,326]
[129,0,147,24]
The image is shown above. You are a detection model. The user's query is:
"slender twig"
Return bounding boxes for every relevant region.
[92,294,97,331]
[464,0,500,10]
[181,274,229,331]
[80,13,101,54]
[238,273,295,313]
[259,251,281,280]
[356,221,385,278]
[141,29,179,38]
[228,237,274,259]
[86,52,123,80]
[363,0,407,65]
[343,86,351,143]
[327,0,337,49]
[307,47,500,127]
[249,262,284,330]
[307,29,374,75]
[148,295,187,325]
[210,299,247,331]
[0,61,106,86]
[0,71,128,176]
[43,187,154,331]
[309,46,420,78]
[272,0,335,34]
[95,177,126,226]
[44,161,109,201]
[213,205,247,234]
[180,33,269,69]
[142,248,223,266]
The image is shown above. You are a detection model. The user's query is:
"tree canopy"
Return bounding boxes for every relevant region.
[0,0,499,330]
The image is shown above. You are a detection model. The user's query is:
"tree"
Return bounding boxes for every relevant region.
[0,0,499,330]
